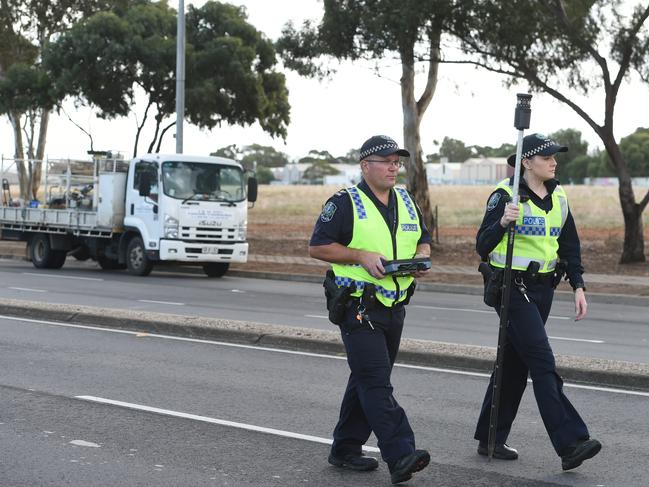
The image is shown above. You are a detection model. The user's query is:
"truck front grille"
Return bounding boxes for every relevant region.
[180,226,237,242]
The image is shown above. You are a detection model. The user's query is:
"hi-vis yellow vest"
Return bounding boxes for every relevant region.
[489,178,569,273]
[332,185,421,307]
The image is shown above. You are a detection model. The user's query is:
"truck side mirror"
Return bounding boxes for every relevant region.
[247,177,258,203]
[138,173,152,197]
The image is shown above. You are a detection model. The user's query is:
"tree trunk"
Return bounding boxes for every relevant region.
[399,30,440,238]
[401,79,433,232]
[619,192,645,264]
[602,130,645,263]
[31,108,50,200]
[9,111,29,202]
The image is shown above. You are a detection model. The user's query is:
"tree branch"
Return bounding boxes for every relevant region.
[610,5,649,94]
[133,99,154,158]
[155,121,176,153]
[61,107,94,152]
[416,25,441,118]
[543,0,612,86]
[639,188,649,213]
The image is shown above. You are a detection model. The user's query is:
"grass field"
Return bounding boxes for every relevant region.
[4,181,647,230]
[251,184,649,230]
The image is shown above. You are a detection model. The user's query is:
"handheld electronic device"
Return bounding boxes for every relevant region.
[382,257,431,276]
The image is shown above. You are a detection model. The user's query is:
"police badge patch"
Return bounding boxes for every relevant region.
[320,201,337,222]
[486,193,501,211]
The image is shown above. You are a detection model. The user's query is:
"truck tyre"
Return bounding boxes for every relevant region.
[97,256,126,270]
[203,262,229,278]
[126,236,153,276]
[30,234,66,269]
[48,250,67,269]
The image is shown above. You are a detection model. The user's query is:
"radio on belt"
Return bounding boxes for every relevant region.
[381,257,431,276]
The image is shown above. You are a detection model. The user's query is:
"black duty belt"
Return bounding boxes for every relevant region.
[512,269,554,286]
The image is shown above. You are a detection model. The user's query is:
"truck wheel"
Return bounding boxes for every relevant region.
[126,236,153,276]
[48,250,67,269]
[30,234,66,269]
[97,256,126,270]
[203,262,229,278]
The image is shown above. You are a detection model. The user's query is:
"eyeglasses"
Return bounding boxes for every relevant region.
[365,159,404,168]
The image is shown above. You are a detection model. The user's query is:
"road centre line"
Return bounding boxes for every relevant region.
[548,336,604,344]
[412,304,569,320]
[1,314,647,398]
[8,287,46,293]
[138,299,185,306]
[75,395,380,453]
[305,314,328,319]
[23,272,103,282]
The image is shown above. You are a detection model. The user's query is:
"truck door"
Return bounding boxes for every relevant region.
[127,160,160,250]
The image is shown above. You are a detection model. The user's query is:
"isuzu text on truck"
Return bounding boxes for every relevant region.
[0,153,258,277]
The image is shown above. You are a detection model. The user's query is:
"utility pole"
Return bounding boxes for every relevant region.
[175,0,185,154]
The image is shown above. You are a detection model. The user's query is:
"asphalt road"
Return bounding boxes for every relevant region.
[2,313,648,486]
[0,259,647,363]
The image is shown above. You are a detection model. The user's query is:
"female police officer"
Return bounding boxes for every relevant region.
[473,133,601,471]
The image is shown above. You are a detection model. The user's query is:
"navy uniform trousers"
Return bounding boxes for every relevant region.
[331,300,415,465]
[474,277,590,456]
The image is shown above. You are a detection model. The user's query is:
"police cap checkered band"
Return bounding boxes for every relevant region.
[359,135,410,160]
[507,133,568,166]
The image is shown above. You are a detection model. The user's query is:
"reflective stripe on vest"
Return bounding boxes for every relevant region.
[489,178,568,273]
[331,185,420,306]
[334,276,409,301]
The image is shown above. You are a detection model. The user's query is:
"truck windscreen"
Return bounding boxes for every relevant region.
[161,161,245,202]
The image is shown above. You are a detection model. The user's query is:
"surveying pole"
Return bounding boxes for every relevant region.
[487,93,532,460]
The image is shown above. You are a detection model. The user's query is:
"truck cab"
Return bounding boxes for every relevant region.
[124,153,257,277]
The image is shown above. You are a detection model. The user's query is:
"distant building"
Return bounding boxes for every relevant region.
[426,156,511,184]
[460,156,510,184]
[425,157,462,184]
[323,164,361,186]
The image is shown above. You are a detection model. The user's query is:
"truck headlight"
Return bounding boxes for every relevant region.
[164,214,179,239]
[236,222,247,241]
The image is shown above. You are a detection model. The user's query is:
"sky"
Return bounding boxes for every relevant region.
[2,0,649,163]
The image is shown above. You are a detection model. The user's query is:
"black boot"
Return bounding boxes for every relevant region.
[561,439,601,471]
[477,442,519,460]
[328,452,379,471]
[389,449,430,484]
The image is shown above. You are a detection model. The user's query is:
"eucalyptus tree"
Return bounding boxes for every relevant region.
[0,0,121,200]
[278,0,460,232]
[45,1,290,157]
[452,0,649,262]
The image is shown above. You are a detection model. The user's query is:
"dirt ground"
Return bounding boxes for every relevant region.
[232,223,649,296]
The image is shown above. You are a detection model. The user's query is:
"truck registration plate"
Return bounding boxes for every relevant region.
[202,247,219,254]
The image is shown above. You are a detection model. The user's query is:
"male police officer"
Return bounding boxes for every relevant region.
[309,135,432,484]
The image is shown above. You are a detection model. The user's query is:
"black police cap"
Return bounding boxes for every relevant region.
[507,133,568,166]
[359,135,410,161]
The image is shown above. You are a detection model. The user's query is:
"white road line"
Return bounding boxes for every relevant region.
[1,314,646,397]
[75,395,380,453]
[549,336,605,344]
[413,305,491,314]
[23,272,103,282]
[8,287,46,293]
[138,299,185,306]
[413,304,570,321]
[305,314,328,319]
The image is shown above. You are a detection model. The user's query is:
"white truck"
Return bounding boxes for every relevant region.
[0,153,257,277]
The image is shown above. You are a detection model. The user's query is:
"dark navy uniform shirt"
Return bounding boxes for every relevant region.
[309,179,432,251]
[476,177,585,290]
